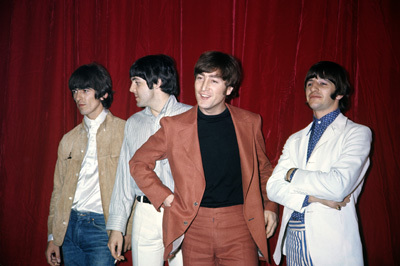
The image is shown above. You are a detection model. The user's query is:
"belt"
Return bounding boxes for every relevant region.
[136,195,151,204]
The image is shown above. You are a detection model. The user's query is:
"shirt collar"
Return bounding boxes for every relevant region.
[307,108,340,135]
[143,95,178,117]
[84,108,108,133]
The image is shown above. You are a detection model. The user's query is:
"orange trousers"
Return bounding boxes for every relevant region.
[182,204,258,266]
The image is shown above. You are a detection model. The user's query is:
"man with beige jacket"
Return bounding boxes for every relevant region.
[45,63,133,266]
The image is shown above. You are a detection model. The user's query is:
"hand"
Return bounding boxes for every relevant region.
[163,194,174,207]
[123,234,132,253]
[107,230,125,262]
[45,241,61,266]
[309,195,351,210]
[264,210,278,238]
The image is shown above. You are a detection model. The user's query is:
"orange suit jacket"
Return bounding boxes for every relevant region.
[130,104,278,261]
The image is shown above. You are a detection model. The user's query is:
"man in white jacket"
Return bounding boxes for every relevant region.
[267,61,372,266]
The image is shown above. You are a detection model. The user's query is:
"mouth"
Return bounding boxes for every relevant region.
[199,93,211,99]
[308,94,321,100]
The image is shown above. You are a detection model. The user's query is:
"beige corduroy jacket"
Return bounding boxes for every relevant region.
[47,112,133,246]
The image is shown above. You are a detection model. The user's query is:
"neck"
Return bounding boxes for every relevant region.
[149,93,170,117]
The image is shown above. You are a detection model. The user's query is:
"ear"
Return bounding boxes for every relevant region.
[335,94,343,100]
[153,79,162,90]
[100,93,109,101]
[226,86,234,96]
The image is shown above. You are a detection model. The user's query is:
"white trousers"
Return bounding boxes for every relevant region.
[131,201,183,266]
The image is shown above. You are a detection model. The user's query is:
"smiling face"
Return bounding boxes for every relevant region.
[194,71,233,115]
[72,88,105,120]
[305,76,343,118]
[129,76,155,108]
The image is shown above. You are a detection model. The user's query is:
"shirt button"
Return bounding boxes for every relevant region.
[63,221,67,225]
[75,173,78,176]
[69,197,73,200]
[81,150,84,153]
[194,202,198,206]
[183,221,188,226]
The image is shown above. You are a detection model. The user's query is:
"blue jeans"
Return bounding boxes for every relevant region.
[62,210,114,266]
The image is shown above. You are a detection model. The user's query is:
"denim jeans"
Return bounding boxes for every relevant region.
[62,210,114,266]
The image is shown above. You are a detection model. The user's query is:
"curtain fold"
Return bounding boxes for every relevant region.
[0,0,398,265]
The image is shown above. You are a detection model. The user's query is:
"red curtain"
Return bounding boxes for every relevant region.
[1,0,399,265]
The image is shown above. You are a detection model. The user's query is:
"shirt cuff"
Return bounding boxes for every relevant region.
[287,168,298,182]
[302,195,310,207]
[106,215,128,235]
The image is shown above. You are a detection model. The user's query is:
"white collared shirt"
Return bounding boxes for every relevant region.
[72,108,108,214]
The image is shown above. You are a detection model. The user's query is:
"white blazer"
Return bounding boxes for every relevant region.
[267,113,372,266]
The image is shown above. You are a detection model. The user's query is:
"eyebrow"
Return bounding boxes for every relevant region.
[199,73,223,79]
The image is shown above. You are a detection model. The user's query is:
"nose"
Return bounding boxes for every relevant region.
[200,78,209,91]
[74,90,83,101]
[129,82,136,93]
[309,81,319,92]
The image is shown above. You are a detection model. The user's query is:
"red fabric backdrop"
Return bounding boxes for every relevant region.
[0,0,399,265]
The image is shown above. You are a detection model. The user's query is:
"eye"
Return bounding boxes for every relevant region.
[196,75,203,80]
[212,79,219,84]
[72,89,77,94]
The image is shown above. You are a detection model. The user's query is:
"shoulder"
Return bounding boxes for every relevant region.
[164,106,195,122]
[286,122,313,143]
[105,112,126,132]
[173,102,192,112]
[227,104,261,123]
[341,115,372,139]
[61,123,84,142]
[167,100,192,116]
[126,109,147,123]
[57,123,84,155]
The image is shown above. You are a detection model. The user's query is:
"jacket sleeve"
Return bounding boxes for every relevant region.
[266,134,307,212]
[255,115,278,214]
[47,137,67,237]
[267,125,372,212]
[129,120,172,211]
[290,125,372,201]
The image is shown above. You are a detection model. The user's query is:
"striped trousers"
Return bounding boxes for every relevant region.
[286,220,313,266]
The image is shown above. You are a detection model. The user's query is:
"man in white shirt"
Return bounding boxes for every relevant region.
[106,55,191,266]
[45,63,131,266]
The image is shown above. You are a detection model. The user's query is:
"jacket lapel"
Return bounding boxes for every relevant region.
[227,105,254,198]
[308,113,347,163]
[177,107,205,177]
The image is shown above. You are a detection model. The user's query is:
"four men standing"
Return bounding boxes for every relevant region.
[46,55,370,265]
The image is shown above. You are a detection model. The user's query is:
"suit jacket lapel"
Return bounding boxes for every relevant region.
[227,105,254,198]
[297,122,313,168]
[178,107,205,177]
[307,113,347,165]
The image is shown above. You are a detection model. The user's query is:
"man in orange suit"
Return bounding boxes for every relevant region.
[130,51,278,265]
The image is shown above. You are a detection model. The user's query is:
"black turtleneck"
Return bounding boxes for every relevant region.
[197,107,243,208]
